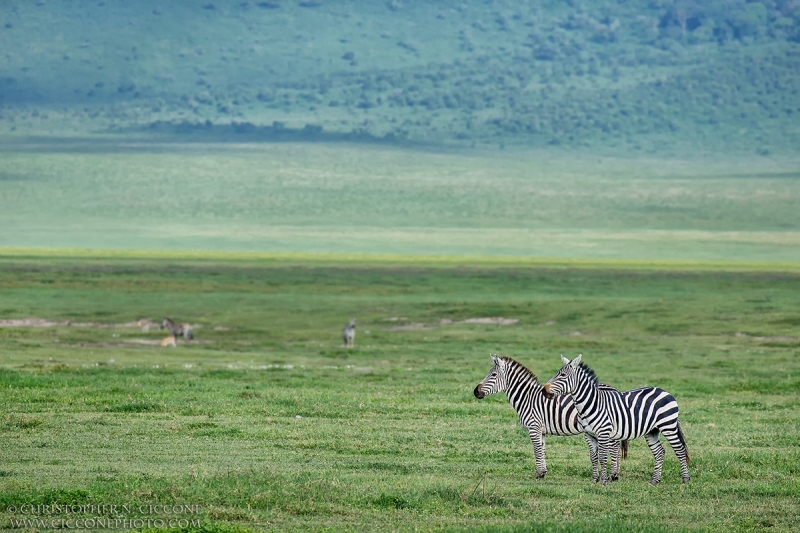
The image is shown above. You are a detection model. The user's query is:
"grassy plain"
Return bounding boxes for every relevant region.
[1,252,799,532]
[1,141,799,260]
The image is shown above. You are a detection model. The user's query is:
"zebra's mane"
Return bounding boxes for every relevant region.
[500,356,540,385]
[578,362,599,386]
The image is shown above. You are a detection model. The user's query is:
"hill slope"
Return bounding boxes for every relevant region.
[1,0,799,153]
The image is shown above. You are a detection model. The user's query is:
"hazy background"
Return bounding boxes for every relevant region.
[1,0,798,258]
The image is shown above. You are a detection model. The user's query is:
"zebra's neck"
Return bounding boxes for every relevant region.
[571,369,599,414]
[503,361,542,414]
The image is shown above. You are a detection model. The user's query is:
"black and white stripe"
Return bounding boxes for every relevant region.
[342,319,356,347]
[544,354,690,485]
[474,354,627,480]
[161,317,193,342]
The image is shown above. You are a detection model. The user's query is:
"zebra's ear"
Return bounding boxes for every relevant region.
[571,354,582,368]
[490,353,499,364]
[560,354,570,365]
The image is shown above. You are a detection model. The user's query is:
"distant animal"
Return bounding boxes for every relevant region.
[475,354,627,480]
[161,318,179,341]
[160,317,194,343]
[180,323,194,341]
[160,336,177,347]
[342,319,356,347]
[544,354,690,485]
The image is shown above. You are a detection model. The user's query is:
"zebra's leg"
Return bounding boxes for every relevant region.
[597,436,611,485]
[645,429,666,485]
[583,433,600,482]
[662,422,691,483]
[527,427,547,479]
[610,440,621,481]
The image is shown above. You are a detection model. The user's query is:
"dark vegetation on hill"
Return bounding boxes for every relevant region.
[1,0,799,153]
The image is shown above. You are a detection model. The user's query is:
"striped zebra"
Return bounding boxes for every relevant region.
[543,354,690,485]
[161,317,193,343]
[342,319,356,348]
[474,354,627,480]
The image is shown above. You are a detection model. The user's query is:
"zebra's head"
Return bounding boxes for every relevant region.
[474,354,507,399]
[543,354,583,397]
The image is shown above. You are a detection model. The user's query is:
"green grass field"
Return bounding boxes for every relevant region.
[3,1,799,530]
[1,251,799,532]
[2,141,799,260]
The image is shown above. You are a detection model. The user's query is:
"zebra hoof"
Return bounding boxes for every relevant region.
[682,476,690,484]
[535,471,546,479]
[649,479,661,486]
[610,474,619,482]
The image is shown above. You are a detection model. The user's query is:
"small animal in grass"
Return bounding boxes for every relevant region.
[474,354,628,480]
[160,336,177,347]
[342,319,356,347]
[160,317,194,345]
[544,354,690,485]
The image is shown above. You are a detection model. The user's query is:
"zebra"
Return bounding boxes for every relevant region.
[160,317,193,343]
[342,319,356,347]
[181,323,194,341]
[474,354,628,480]
[543,354,690,485]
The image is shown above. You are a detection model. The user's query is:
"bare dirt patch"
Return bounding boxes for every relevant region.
[0,318,65,327]
[387,316,519,331]
[734,332,799,342]
[0,318,200,329]
[60,339,213,348]
[387,323,431,331]
[123,339,214,346]
[461,317,519,325]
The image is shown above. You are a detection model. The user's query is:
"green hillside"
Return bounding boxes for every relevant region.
[2,0,799,153]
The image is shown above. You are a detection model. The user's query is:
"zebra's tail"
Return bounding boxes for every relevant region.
[676,420,690,465]
[621,439,629,460]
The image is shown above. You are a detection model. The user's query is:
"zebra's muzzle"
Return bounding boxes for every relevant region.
[473,386,485,399]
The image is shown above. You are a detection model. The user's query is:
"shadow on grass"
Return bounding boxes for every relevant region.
[124,120,432,149]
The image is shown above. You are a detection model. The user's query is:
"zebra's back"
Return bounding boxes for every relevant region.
[605,386,679,441]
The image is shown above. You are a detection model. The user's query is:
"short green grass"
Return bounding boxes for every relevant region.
[1,252,798,531]
[1,142,799,260]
